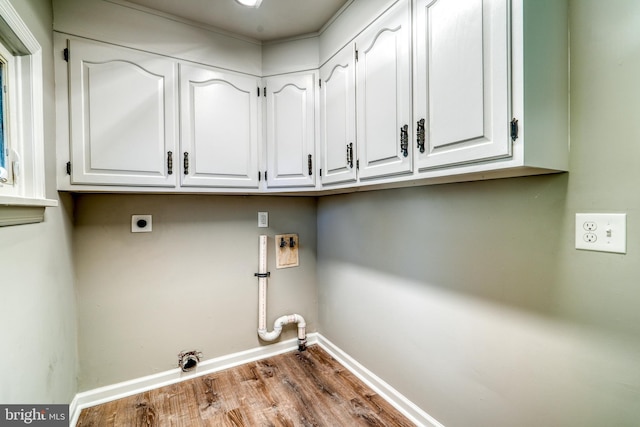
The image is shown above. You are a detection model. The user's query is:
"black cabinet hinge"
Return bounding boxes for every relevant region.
[511,118,519,142]
[66,161,71,175]
[356,159,360,170]
[63,48,69,62]
[263,87,266,97]
[355,50,359,62]
[319,79,322,88]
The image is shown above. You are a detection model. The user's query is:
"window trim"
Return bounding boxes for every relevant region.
[0,38,16,187]
[0,0,57,226]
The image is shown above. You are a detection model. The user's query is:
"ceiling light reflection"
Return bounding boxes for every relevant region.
[235,0,263,7]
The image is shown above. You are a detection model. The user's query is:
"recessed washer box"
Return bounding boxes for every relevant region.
[275,233,299,269]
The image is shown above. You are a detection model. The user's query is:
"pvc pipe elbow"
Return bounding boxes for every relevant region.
[257,314,306,342]
[291,314,306,329]
[258,326,282,342]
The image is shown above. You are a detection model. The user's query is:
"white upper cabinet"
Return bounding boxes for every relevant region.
[415,0,510,170]
[319,44,357,186]
[264,72,317,188]
[56,0,567,194]
[180,64,260,188]
[413,0,569,177]
[67,39,178,187]
[355,0,412,180]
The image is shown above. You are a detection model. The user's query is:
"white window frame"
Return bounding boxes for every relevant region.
[0,40,16,188]
[0,0,57,226]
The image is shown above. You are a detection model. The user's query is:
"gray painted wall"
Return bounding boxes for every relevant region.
[74,194,317,391]
[0,0,77,405]
[317,1,640,426]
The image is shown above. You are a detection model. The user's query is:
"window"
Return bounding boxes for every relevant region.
[0,55,4,169]
[0,0,57,226]
[0,53,5,176]
[0,40,13,186]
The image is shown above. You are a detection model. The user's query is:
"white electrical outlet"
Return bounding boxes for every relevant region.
[132,214,152,233]
[575,213,626,254]
[258,211,268,228]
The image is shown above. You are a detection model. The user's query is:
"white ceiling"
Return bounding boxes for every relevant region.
[122,0,351,42]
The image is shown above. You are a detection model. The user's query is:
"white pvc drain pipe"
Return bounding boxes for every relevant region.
[256,235,307,350]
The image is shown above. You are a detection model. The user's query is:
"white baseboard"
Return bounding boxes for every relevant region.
[69,394,79,426]
[69,333,443,427]
[316,335,444,427]
[69,335,316,426]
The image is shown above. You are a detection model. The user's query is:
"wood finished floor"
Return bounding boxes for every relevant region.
[76,345,416,426]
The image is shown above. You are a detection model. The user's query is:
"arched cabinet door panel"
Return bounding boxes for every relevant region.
[415,0,511,170]
[68,38,177,187]
[180,63,260,188]
[356,0,412,180]
[265,72,317,188]
[320,44,357,186]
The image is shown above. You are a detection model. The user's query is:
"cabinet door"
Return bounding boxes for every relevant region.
[415,0,510,170]
[265,73,316,188]
[180,64,260,188]
[356,0,412,180]
[319,45,357,185]
[68,39,177,186]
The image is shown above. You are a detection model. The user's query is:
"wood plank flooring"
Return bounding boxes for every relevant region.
[76,345,416,426]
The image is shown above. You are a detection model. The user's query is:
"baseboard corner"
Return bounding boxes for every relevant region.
[69,333,443,427]
[315,333,444,427]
